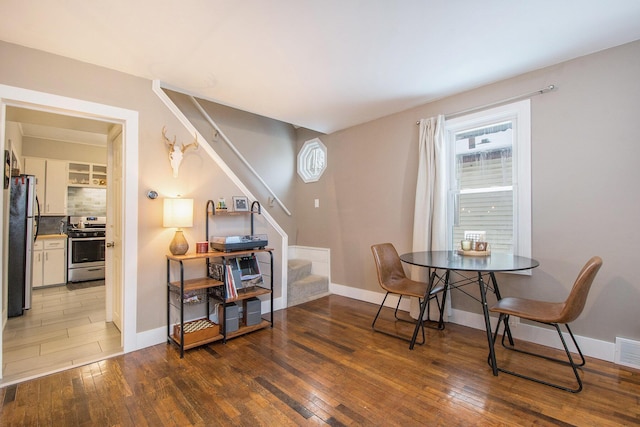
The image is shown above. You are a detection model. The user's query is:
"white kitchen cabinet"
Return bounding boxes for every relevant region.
[44,160,67,215]
[32,240,44,288]
[33,236,67,288]
[23,157,68,215]
[68,162,107,187]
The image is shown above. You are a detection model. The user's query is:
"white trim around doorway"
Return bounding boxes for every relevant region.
[0,84,139,379]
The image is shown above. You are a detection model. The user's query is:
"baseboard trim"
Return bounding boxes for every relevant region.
[134,295,285,352]
[136,284,615,363]
[330,282,615,363]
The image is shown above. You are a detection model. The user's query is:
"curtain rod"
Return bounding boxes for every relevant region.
[416,84,556,125]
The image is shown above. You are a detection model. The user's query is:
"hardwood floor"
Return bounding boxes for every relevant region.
[2,284,121,385]
[1,294,638,426]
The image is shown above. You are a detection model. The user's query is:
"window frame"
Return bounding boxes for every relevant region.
[297,137,327,183]
[445,99,532,262]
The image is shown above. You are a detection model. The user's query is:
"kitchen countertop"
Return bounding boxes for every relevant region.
[37,234,67,239]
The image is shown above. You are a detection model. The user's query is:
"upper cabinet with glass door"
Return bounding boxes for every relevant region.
[68,162,107,188]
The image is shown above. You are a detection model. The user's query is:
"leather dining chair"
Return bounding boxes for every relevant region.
[489,256,603,392]
[371,243,445,346]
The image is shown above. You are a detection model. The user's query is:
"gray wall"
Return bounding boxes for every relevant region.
[294,40,640,344]
[22,137,107,164]
[2,37,638,347]
[0,40,289,332]
[163,89,297,240]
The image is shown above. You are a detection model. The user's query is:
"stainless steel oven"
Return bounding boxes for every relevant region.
[67,216,106,282]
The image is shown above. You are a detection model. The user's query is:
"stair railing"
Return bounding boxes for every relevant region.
[189,96,292,216]
[152,79,290,307]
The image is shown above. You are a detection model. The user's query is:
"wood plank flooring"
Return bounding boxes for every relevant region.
[2,284,122,385]
[1,294,639,426]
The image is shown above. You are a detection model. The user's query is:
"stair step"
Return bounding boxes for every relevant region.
[287,258,312,285]
[288,274,329,307]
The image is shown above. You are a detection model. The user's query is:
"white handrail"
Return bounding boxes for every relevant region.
[152,79,290,307]
[189,96,292,216]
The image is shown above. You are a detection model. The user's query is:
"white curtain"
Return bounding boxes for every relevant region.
[410,115,448,320]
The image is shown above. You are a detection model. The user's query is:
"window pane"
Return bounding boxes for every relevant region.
[455,122,513,189]
[453,121,514,252]
[446,99,531,258]
[453,190,513,252]
[457,149,512,189]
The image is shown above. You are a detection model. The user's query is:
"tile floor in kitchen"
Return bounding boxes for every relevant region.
[1,282,121,385]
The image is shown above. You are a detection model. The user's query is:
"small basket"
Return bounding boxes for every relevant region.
[173,318,220,345]
[170,288,207,306]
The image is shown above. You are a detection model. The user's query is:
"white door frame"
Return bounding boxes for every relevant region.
[0,84,138,377]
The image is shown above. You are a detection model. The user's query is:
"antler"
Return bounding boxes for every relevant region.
[162,126,176,150]
[181,134,199,153]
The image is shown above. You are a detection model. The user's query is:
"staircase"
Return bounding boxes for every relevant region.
[287,259,330,307]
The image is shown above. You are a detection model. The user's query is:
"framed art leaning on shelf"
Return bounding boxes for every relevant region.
[232,196,249,212]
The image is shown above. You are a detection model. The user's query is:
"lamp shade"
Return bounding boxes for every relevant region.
[163,198,193,228]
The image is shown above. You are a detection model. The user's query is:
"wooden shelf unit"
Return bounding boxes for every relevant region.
[166,247,274,358]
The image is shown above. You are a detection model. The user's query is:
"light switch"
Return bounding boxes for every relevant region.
[314,199,319,208]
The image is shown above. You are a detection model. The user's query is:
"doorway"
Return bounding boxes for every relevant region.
[0,84,139,383]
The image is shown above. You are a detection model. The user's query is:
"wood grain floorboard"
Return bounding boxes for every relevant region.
[1,294,639,426]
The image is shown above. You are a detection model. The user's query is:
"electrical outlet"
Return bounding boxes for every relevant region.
[314,198,319,208]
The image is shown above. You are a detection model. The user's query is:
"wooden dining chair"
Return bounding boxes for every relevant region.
[370,243,446,346]
[489,256,603,392]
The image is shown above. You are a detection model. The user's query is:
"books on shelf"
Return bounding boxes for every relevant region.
[209,255,264,299]
[226,264,238,299]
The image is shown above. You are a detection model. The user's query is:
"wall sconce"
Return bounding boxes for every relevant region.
[163,198,194,255]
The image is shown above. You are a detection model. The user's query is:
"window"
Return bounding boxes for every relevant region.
[446,100,531,258]
[297,138,327,183]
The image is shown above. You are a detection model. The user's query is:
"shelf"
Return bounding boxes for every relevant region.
[93,165,107,174]
[224,286,271,303]
[168,276,222,292]
[166,247,273,262]
[169,333,224,350]
[213,209,260,216]
[225,319,271,340]
[68,161,107,187]
[209,282,271,303]
[167,200,272,358]
[68,164,90,173]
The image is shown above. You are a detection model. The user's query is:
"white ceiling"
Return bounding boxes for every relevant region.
[6,107,111,146]
[2,0,640,134]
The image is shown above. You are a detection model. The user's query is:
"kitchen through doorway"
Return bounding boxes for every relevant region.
[2,106,123,384]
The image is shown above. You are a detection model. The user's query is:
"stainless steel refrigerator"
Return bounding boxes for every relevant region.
[8,174,39,317]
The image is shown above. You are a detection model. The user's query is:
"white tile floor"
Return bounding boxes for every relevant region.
[2,283,122,385]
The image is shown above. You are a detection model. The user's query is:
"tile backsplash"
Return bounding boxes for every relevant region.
[38,215,67,234]
[67,187,107,216]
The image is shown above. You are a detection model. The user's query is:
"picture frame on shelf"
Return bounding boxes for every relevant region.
[232,196,249,212]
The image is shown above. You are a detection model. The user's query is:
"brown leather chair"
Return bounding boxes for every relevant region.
[489,256,603,392]
[371,243,445,346]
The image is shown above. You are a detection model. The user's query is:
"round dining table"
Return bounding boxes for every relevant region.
[400,250,540,375]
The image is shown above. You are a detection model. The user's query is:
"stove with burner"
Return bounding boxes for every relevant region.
[67,216,106,282]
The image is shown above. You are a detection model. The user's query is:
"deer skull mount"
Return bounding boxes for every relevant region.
[162,126,198,178]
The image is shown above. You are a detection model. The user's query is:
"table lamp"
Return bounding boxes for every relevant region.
[163,198,193,255]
